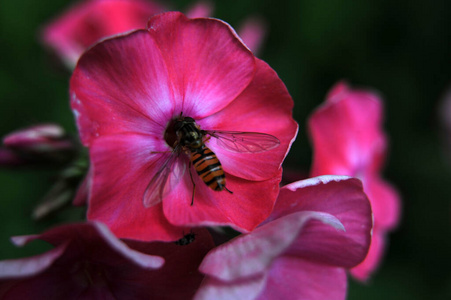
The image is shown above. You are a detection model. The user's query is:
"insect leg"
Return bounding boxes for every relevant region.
[224,186,233,194]
[150,150,173,154]
[189,161,196,206]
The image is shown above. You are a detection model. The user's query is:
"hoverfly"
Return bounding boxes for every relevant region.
[143,114,280,207]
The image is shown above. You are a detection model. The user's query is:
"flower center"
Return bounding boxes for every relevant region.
[164,118,179,149]
[164,115,202,149]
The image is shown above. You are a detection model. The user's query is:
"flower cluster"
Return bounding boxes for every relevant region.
[0,2,401,299]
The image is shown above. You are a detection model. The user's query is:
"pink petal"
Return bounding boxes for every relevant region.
[41,0,165,66]
[70,29,174,146]
[112,228,215,299]
[3,124,65,146]
[237,17,266,55]
[199,59,297,181]
[0,148,27,166]
[325,80,348,101]
[268,176,372,268]
[91,222,164,269]
[350,231,385,281]
[72,169,91,206]
[14,222,165,269]
[258,257,347,300]
[147,12,256,119]
[72,175,91,206]
[195,275,267,300]
[365,175,401,230]
[309,82,386,176]
[0,271,92,299]
[185,1,214,19]
[2,223,213,299]
[0,244,66,279]
[163,169,282,233]
[88,133,185,241]
[199,210,343,281]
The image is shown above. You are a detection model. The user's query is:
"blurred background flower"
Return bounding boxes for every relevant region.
[1,0,451,299]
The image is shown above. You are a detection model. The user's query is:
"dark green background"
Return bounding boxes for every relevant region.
[1,0,451,299]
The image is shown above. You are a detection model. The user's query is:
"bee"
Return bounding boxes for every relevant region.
[143,114,280,207]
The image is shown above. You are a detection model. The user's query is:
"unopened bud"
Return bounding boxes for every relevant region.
[1,124,77,167]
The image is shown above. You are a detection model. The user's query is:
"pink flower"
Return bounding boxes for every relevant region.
[195,176,372,300]
[308,81,401,280]
[0,222,214,299]
[42,0,166,67]
[70,12,297,241]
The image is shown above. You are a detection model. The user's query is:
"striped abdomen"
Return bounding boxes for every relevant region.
[191,145,226,191]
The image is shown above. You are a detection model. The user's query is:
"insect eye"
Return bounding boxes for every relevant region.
[192,140,202,148]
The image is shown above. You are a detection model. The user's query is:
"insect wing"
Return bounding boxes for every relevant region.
[207,130,280,153]
[143,151,186,208]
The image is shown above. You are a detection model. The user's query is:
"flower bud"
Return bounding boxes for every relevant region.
[1,124,77,167]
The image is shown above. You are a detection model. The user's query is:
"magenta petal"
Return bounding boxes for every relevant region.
[163,170,281,233]
[259,257,347,300]
[365,175,401,230]
[238,17,266,55]
[41,0,165,66]
[72,169,91,206]
[350,231,385,281]
[88,222,164,269]
[185,1,214,19]
[309,83,386,176]
[199,210,343,281]
[147,12,256,118]
[88,133,184,241]
[112,228,215,299]
[269,176,372,268]
[199,59,297,181]
[1,223,213,299]
[13,222,165,269]
[195,274,267,300]
[3,124,65,147]
[0,244,66,279]
[70,29,174,146]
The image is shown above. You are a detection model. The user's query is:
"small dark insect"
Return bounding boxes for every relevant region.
[174,232,196,246]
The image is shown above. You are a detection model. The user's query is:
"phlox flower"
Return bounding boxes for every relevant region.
[194,176,372,300]
[308,81,401,280]
[0,222,214,299]
[70,12,297,241]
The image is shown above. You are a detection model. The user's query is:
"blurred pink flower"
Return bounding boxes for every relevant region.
[0,222,214,299]
[237,17,267,55]
[308,81,401,281]
[195,176,372,300]
[42,0,166,67]
[185,1,214,19]
[70,12,297,242]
